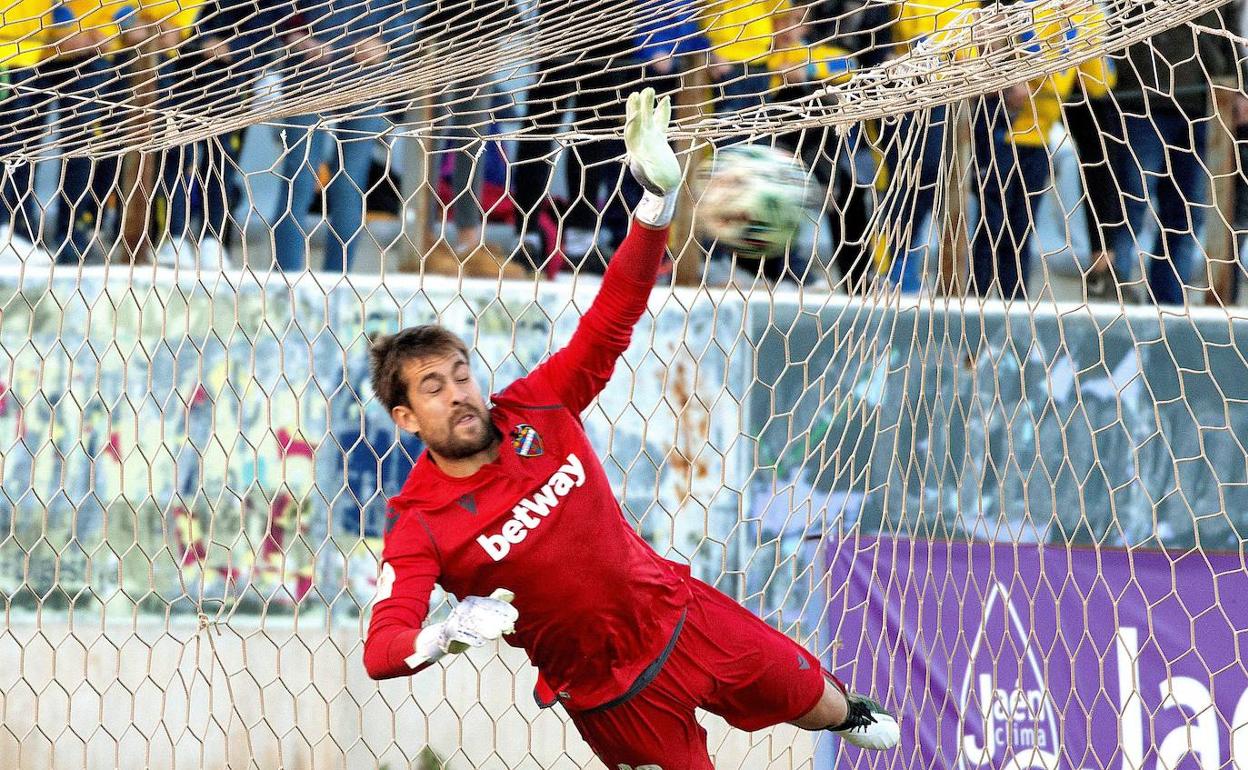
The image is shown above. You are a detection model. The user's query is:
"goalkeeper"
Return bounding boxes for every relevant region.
[363,89,899,767]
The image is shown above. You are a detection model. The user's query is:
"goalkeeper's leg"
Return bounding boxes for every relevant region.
[566,576,898,769]
[791,670,901,750]
[683,578,900,751]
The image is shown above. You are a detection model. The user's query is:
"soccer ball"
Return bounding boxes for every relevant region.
[695,144,816,258]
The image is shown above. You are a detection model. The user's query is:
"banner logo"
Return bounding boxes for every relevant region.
[959,583,1060,770]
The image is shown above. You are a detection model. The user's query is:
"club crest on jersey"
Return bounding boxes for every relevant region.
[511,424,543,457]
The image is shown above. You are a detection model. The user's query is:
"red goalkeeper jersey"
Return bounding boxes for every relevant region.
[363,225,692,711]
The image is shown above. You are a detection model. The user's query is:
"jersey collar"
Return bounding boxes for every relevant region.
[391,409,513,510]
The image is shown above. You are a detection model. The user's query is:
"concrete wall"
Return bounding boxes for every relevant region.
[0,613,815,770]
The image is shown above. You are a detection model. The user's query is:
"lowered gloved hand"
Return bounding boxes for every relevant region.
[406,588,518,668]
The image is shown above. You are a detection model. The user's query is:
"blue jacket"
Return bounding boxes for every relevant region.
[634,0,707,61]
[282,0,421,51]
[195,0,287,63]
[157,0,287,104]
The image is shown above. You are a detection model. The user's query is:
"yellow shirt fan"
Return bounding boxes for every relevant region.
[0,0,51,67]
[702,0,790,65]
[766,41,856,90]
[0,0,200,69]
[893,0,982,55]
[1004,0,1116,146]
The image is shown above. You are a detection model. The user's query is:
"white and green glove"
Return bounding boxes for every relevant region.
[406,588,518,669]
[625,87,681,228]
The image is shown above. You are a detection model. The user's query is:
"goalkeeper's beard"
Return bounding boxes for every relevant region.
[428,405,502,460]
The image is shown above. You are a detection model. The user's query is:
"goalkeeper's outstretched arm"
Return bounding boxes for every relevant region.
[363,547,440,680]
[364,519,518,680]
[517,88,683,414]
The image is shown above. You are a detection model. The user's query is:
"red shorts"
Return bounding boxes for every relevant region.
[567,577,828,770]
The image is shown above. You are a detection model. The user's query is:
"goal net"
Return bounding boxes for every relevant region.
[2,0,1248,767]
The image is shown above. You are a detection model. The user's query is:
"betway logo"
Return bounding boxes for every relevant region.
[476,454,586,561]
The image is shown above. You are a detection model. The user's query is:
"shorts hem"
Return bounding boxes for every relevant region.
[722,666,827,733]
[790,668,830,723]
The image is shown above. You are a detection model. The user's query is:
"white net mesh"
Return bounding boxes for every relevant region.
[4,0,1248,766]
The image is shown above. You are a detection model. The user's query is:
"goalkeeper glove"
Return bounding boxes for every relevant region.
[831,691,900,750]
[405,588,518,669]
[625,87,681,227]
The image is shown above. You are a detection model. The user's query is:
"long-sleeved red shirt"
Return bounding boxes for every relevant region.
[363,224,692,711]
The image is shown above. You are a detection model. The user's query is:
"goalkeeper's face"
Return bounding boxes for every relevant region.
[393,352,497,460]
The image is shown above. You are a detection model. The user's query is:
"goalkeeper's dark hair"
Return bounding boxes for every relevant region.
[369,325,470,411]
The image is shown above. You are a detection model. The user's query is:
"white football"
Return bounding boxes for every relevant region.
[695,144,817,258]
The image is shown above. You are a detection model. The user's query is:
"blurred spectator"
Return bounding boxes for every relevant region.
[510,1,703,274]
[857,0,980,294]
[699,0,792,286]
[1231,0,1248,303]
[701,0,785,115]
[637,0,704,96]
[0,0,161,263]
[1109,5,1245,304]
[0,1,57,263]
[1232,93,1248,302]
[153,0,283,268]
[766,5,873,291]
[41,2,125,262]
[968,3,1116,300]
[425,0,521,259]
[1059,16,1120,300]
[271,0,418,273]
[432,80,510,259]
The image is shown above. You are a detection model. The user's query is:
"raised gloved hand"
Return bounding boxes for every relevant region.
[625,87,681,227]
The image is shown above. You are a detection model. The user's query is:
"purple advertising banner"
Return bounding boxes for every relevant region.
[826,537,1248,770]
